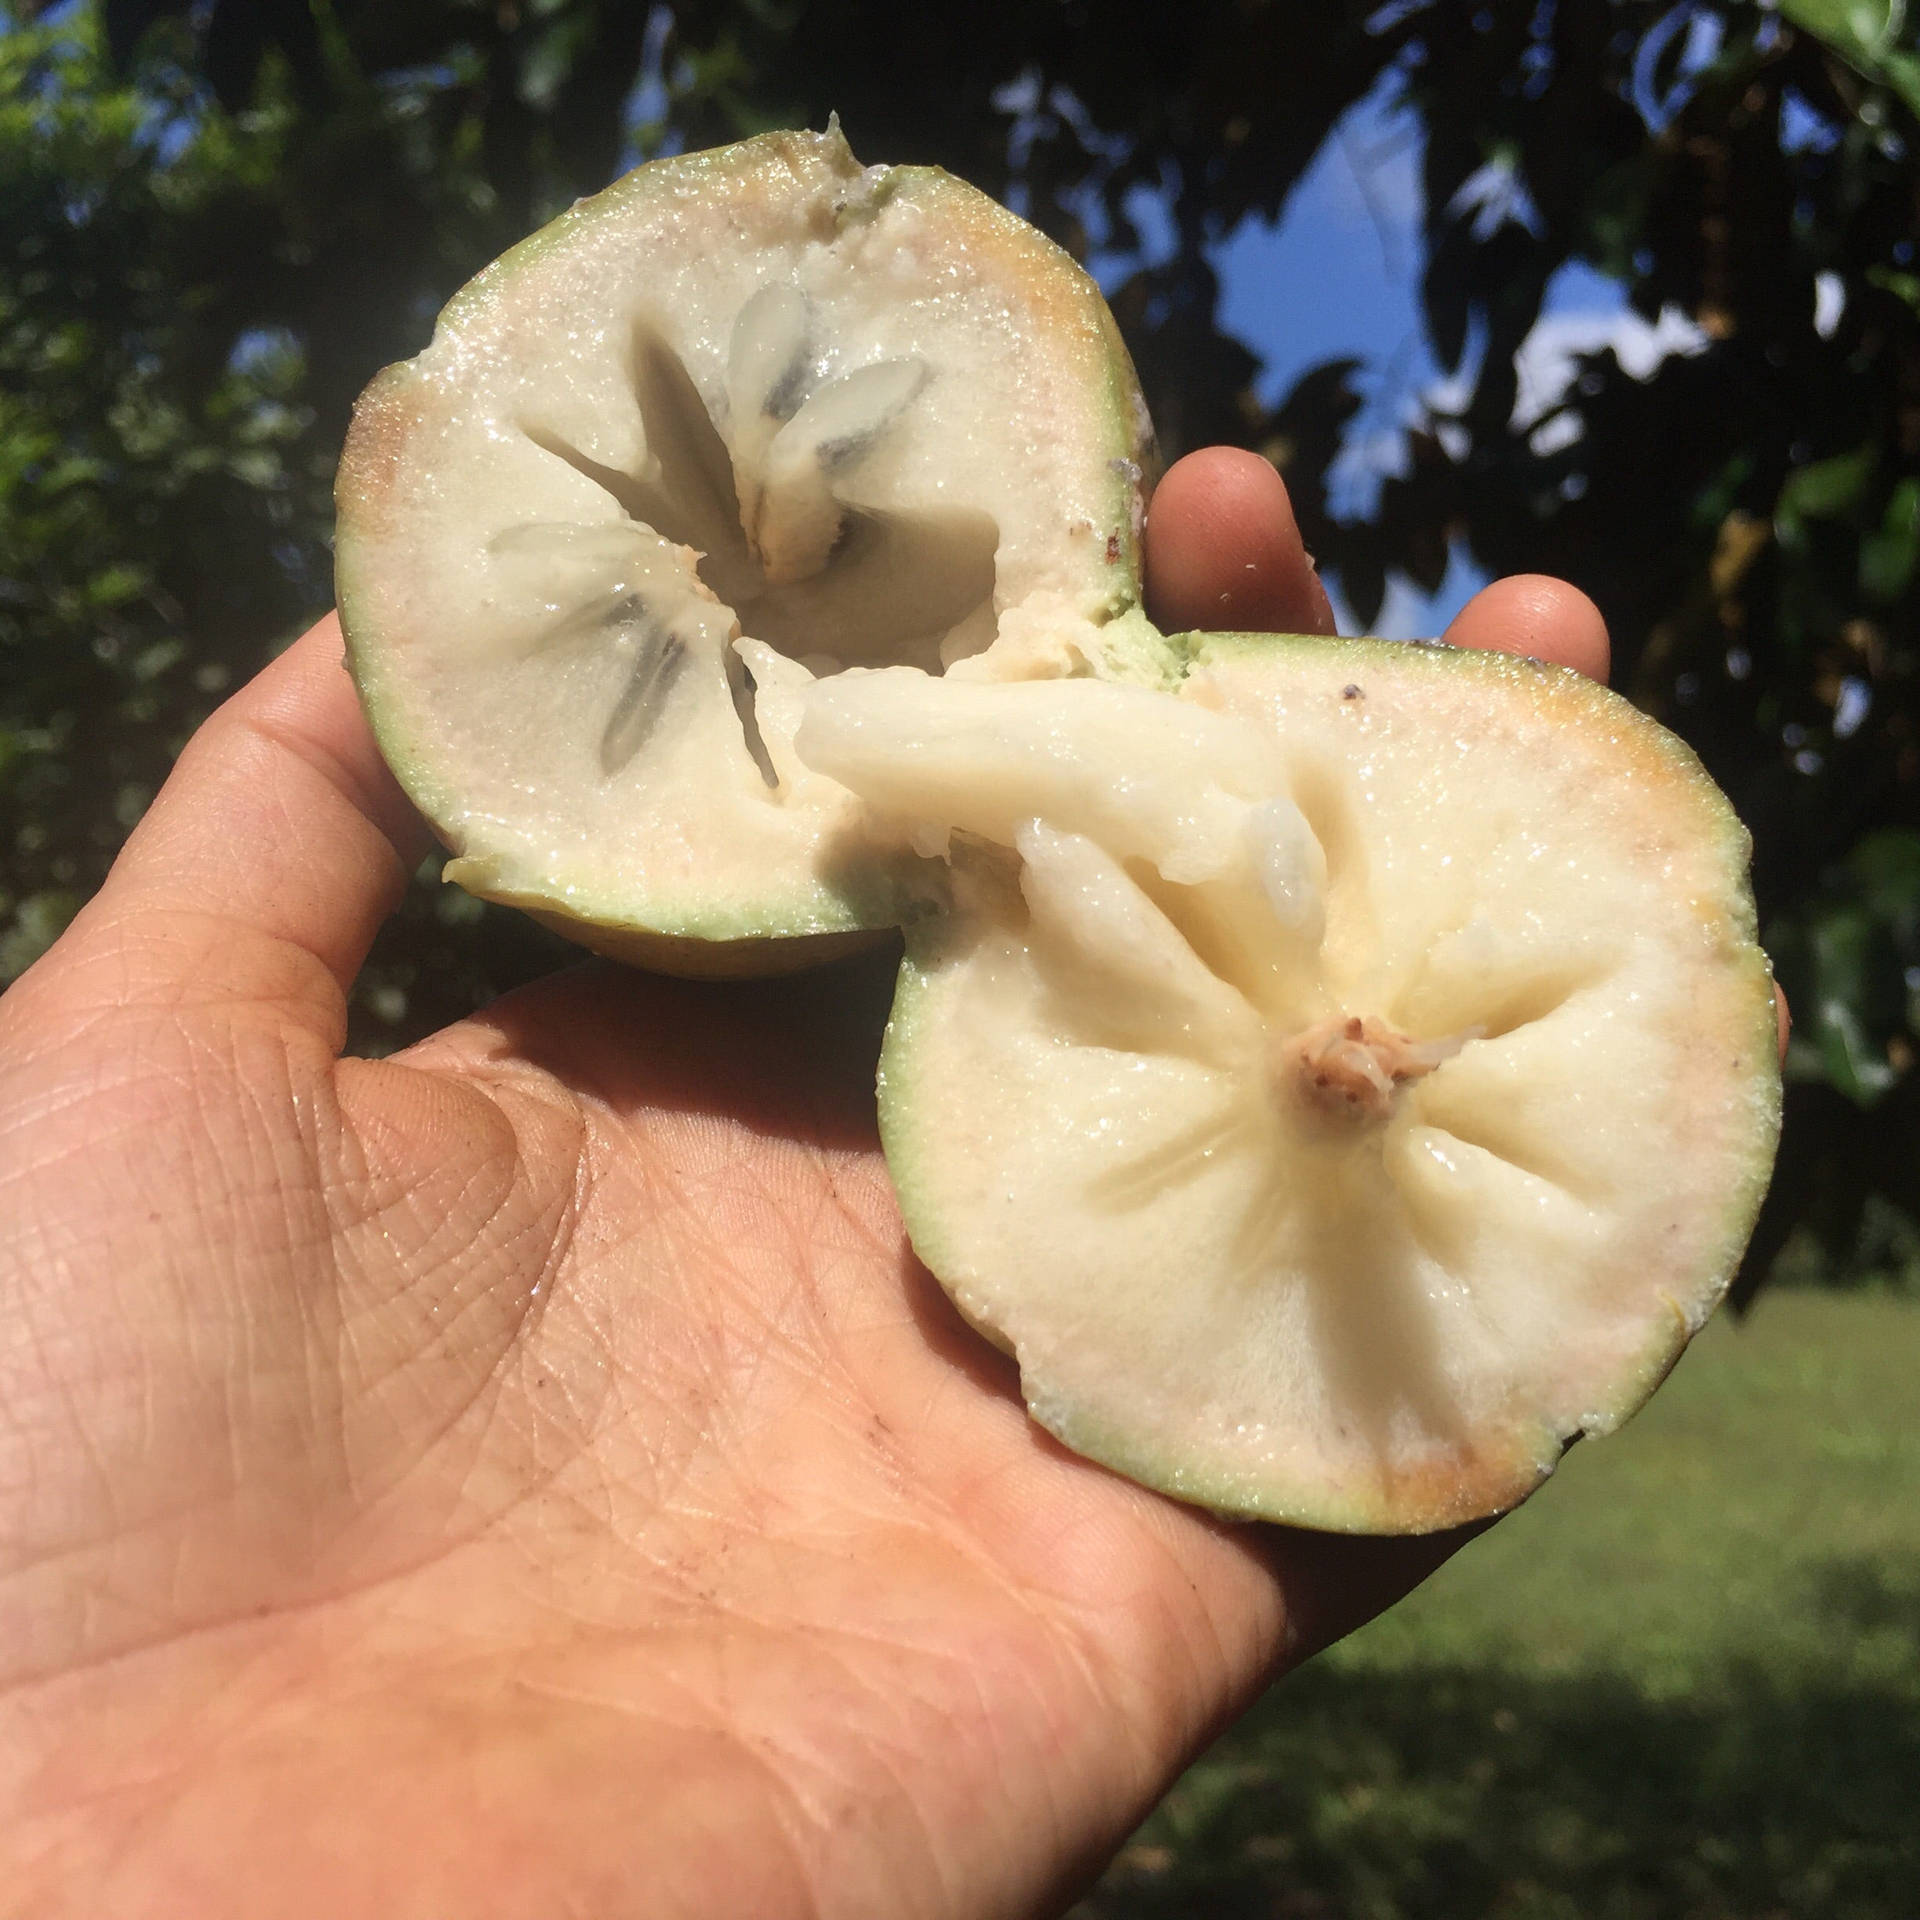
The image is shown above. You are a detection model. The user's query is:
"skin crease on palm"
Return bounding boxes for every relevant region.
[0,446,1747,1919]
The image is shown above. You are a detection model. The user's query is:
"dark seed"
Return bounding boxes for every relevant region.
[599,620,687,777]
[816,424,882,473]
[763,338,813,424]
[731,284,815,425]
[725,647,779,790]
[811,360,930,472]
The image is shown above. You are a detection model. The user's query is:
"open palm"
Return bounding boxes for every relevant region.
[1,453,1610,1918]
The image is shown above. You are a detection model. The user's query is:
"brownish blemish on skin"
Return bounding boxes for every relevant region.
[335,364,430,545]
[1342,683,1364,701]
[1105,530,1122,564]
[1356,1427,1546,1535]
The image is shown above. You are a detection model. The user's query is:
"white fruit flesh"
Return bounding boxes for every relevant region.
[800,637,1782,1533]
[337,128,1781,1532]
[336,126,1160,958]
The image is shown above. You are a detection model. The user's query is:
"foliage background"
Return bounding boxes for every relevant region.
[3,0,1917,1295]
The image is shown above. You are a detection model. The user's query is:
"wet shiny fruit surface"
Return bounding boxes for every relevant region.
[338,131,1780,1533]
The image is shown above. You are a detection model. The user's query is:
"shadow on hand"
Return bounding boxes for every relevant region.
[466,939,904,1158]
[467,937,1032,1417]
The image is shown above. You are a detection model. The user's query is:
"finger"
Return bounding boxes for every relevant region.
[60,614,431,1046]
[1145,447,1338,636]
[1443,574,1611,682]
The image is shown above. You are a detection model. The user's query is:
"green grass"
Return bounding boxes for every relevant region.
[1074,1290,1920,1920]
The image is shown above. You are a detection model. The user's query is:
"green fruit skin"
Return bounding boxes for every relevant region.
[531,911,892,982]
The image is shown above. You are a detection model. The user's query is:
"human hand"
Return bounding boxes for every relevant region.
[1,448,1612,1918]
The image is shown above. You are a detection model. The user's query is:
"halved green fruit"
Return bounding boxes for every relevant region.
[335,124,1162,971]
[798,637,1782,1533]
[337,128,1780,1534]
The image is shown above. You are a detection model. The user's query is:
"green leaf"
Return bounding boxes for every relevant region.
[1780,0,1920,124]
[1860,476,1920,600]
[85,562,149,607]
[1777,445,1876,527]
[1775,446,1877,557]
[1847,828,1920,945]
[0,889,80,984]
[1809,905,1901,1104]
[131,638,185,683]
[1867,263,1920,311]
[1691,453,1754,530]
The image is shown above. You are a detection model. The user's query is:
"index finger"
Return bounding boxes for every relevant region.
[1144,448,1339,638]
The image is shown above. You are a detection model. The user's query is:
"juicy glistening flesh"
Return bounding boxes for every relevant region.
[497,284,1000,780]
[794,671,1515,1138]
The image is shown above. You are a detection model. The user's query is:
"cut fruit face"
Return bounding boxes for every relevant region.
[800,636,1783,1533]
[336,125,1781,1534]
[335,125,1162,967]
